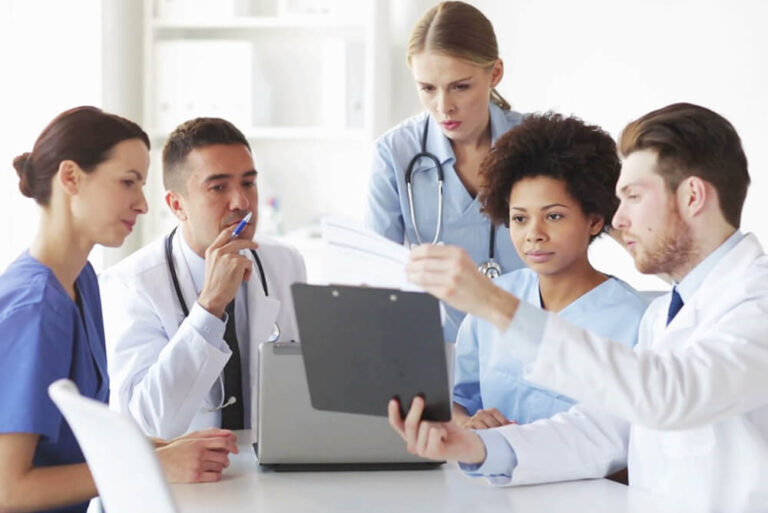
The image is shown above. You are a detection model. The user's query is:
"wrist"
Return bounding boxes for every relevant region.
[477,286,519,332]
[197,293,226,318]
[463,431,487,465]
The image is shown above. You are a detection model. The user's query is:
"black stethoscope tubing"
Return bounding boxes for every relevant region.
[165,226,268,318]
[404,114,500,278]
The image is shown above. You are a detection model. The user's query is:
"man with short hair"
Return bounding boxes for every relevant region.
[101,118,305,439]
[391,103,768,512]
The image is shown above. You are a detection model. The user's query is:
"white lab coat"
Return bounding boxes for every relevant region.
[494,233,768,512]
[100,234,305,440]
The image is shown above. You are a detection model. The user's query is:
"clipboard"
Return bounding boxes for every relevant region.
[291,283,451,422]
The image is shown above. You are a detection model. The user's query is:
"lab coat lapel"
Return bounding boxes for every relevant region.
[245,253,281,346]
[245,252,280,434]
[170,232,201,325]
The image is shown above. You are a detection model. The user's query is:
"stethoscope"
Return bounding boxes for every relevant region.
[165,226,280,411]
[404,114,502,279]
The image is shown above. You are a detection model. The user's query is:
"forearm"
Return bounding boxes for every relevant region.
[475,285,519,332]
[0,463,96,513]
[117,308,231,438]
[526,308,768,430]
[494,403,629,486]
[126,330,228,438]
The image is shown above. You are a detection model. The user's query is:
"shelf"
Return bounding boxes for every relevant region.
[151,16,367,30]
[149,126,367,141]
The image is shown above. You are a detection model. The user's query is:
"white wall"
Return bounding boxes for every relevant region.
[2,0,765,290]
[385,0,768,290]
[0,0,103,270]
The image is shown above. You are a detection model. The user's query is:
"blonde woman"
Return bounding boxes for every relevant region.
[365,1,524,342]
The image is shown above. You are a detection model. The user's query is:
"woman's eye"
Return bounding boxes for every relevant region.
[211,184,225,192]
[122,180,135,187]
[511,215,526,223]
[547,213,564,220]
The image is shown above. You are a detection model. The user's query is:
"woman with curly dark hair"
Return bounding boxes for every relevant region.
[451,113,649,430]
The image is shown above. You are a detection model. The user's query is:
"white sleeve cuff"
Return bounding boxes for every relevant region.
[458,428,517,478]
[188,302,229,353]
[499,300,548,366]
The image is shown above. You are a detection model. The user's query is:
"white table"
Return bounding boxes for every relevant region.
[171,431,696,513]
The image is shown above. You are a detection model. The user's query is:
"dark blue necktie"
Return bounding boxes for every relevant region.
[666,287,684,326]
[221,300,244,429]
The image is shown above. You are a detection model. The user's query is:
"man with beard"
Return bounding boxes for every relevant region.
[101,118,305,440]
[390,103,768,513]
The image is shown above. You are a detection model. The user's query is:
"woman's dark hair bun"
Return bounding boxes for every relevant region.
[13,152,34,198]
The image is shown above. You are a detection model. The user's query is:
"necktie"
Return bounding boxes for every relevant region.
[221,300,244,429]
[666,287,684,326]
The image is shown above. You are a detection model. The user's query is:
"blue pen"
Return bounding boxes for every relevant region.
[230,212,253,240]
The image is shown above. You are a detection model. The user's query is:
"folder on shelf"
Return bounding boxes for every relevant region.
[153,39,253,131]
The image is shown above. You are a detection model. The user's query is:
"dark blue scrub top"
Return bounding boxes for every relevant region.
[0,251,109,513]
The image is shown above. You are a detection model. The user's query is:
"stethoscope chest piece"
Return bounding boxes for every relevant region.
[478,258,502,279]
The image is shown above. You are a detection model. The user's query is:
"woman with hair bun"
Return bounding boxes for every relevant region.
[0,107,237,513]
[365,1,525,343]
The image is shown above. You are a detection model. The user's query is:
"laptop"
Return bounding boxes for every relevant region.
[256,341,443,470]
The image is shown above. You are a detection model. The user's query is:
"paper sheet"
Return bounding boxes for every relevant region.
[320,216,421,292]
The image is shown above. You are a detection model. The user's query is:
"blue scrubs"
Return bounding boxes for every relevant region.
[0,252,108,513]
[453,268,648,424]
[365,103,525,342]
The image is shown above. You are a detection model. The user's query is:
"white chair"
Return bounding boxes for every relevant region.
[48,379,177,513]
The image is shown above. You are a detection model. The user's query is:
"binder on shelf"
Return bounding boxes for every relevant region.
[322,37,365,129]
[153,39,253,131]
[155,0,238,20]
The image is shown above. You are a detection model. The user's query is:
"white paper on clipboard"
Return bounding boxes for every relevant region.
[320,216,421,292]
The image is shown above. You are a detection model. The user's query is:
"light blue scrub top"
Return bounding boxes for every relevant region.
[365,103,525,342]
[453,267,648,424]
[0,252,108,513]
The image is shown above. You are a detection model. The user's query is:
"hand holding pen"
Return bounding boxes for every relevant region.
[198,213,258,318]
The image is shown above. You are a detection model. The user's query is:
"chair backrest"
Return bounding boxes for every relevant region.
[48,379,177,513]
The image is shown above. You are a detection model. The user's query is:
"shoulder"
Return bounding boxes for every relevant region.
[375,112,428,152]
[742,236,768,291]
[253,236,305,279]
[0,254,69,321]
[254,236,303,261]
[598,277,650,315]
[0,269,74,352]
[493,268,538,296]
[100,237,167,284]
[499,105,526,129]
